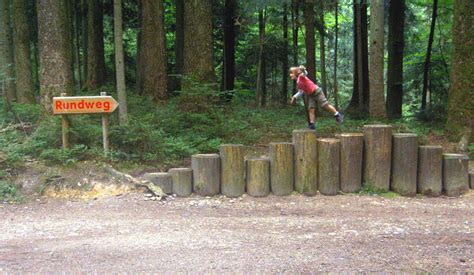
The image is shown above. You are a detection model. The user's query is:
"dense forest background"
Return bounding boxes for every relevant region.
[0,0,472,170]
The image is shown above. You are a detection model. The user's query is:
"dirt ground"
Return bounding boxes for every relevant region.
[1,190,473,273]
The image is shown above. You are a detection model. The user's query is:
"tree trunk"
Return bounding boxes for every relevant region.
[282,2,289,105]
[222,0,236,98]
[291,0,299,95]
[73,0,82,92]
[37,0,74,113]
[138,0,167,102]
[256,9,266,107]
[0,0,16,101]
[12,0,35,103]
[114,0,127,123]
[446,0,473,144]
[85,0,106,89]
[333,0,339,108]
[422,0,438,112]
[175,0,184,86]
[81,0,88,84]
[318,1,327,93]
[386,0,405,119]
[136,0,142,94]
[368,0,386,119]
[303,0,316,82]
[183,0,215,85]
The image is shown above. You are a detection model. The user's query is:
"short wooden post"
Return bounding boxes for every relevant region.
[100,92,110,156]
[292,129,318,196]
[470,173,474,189]
[191,154,221,196]
[220,144,245,197]
[391,133,418,196]
[363,124,392,191]
[246,158,270,197]
[418,146,443,196]
[143,172,173,194]
[60,93,69,150]
[269,142,294,196]
[317,138,340,195]
[442,154,469,196]
[169,168,193,197]
[336,133,363,193]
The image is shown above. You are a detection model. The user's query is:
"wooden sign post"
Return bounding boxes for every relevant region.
[53,93,119,156]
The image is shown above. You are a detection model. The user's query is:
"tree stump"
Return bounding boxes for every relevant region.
[169,168,193,197]
[317,138,340,195]
[418,146,443,196]
[391,133,418,196]
[246,158,270,197]
[292,130,318,195]
[220,144,245,197]
[269,142,294,196]
[143,172,173,194]
[336,133,363,193]
[191,154,221,196]
[442,154,469,196]
[363,124,392,191]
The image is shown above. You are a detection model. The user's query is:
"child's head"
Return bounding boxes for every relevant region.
[289,65,307,80]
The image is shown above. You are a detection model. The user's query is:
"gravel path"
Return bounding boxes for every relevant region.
[1,192,473,273]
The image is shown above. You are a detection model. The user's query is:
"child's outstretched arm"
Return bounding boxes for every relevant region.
[291,90,303,104]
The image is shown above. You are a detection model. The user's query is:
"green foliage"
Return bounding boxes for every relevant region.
[39,145,88,165]
[359,183,400,198]
[0,180,23,203]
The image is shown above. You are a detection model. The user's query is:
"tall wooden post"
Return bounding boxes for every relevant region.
[101,92,109,156]
[60,93,69,150]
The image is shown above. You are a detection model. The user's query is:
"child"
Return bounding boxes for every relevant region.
[290,65,343,129]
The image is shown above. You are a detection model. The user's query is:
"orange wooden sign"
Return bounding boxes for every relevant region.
[53,96,119,114]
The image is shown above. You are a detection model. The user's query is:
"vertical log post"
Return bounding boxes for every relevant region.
[391,133,418,196]
[470,172,474,189]
[317,138,340,195]
[418,145,443,196]
[246,157,270,197]
[442,154,469,196]
[363,124,392,191]
[169,168,193,197]
[292,129,317,196]
[100,92,109,156]
[269,142,294,196]
[60,93,69,150]
[191,154,221,196]
[220,144,245,197]
[336,133,363,193]
[143,172,173,194]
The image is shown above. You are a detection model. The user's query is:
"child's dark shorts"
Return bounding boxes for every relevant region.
[305,87,328,109]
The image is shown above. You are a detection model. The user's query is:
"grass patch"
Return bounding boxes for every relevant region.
[0,180,23,203]
[359,183,400,198]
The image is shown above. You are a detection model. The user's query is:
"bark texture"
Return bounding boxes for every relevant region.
[363,125,392,191]
[84,0,106,89]
[191,154,221,196]
[246,158,270,197]
[303,0,316,82]
[317,138,340,195]
[143,172,173,195]
[336,133,363,193]
[0,0,16,101]
[293,130,317,196]
[169,168,193,197]
[418,146,442,196]
[37,0,74,113]
[114,0,127,123]
[220,144,245,198]
[269,142,294,196]
[442,154,469,197]
[391,134,418,196]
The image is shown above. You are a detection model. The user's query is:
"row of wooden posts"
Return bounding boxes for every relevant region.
[143,125,473,198]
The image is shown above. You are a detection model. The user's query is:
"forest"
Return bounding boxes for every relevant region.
[0,0,473,201]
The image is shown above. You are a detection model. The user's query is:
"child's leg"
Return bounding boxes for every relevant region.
[309,107,316,123]
[322,103,338,115]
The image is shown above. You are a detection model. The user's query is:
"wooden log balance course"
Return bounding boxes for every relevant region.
[336,133,363,193]
[169,168,193,197]
[391,133,418,196]
[191,154,221,196]
[246,158,270,197]
[269,142,294,196]
[442,154,469,196]
[317,138,340,195]
[293,130,318,195]
[220,144,245,197]
[363,125,393,191]
[143,172,173,194]
[418,146,443,196]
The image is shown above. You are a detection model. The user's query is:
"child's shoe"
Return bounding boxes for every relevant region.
[308,122,316,130]
[335,112,344,125]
